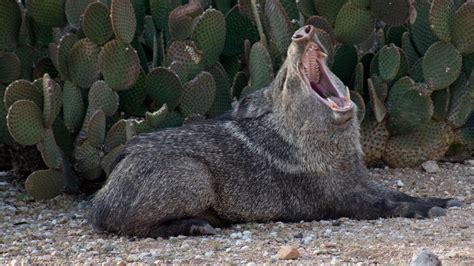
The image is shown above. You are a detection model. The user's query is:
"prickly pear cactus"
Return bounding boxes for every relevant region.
[1,0,472,199]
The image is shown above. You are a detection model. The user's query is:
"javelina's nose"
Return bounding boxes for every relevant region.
[292,25,315,44]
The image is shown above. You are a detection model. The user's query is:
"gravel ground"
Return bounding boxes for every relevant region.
[1,161,473,265]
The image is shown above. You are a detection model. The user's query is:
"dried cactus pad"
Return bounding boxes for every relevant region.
[191,9,226,67]
[68,38,101,88]
[7,100,45,146]
[98,39,140,91]
[27,0,67,27]
[110,0,137,44]
[334,2,374,45]
[180,71,216,117]
[146,67,183,111]
[0,0,21,51]
[451,2,474,54]
[25,169,65,200]
[422,41,462,91]
[82,2,114,46]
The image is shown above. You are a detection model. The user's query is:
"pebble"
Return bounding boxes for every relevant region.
[396,180,405,187]
[410,249,442,266]
[277,246,300,260]
[422,161,440,173]
[230,232,243,239]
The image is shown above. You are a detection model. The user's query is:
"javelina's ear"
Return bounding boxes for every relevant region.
[233,95,270,120]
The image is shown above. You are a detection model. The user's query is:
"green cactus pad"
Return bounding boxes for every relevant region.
[160,111,185,128]
[7,100,45,146]
[25,169,65,200]
[386,77,434,135]
[73,141,102,180]
[57,34,79,79]
[431,88,450,122]
[350,90,365,122]
[146,67,183,110]
[409,0,438,55]
[101,144,125,176]
[37,128,62,169]
[68,38,101,88]
[360,108,389,165]
[334,2,374,45]
[48,43,60,76]
[4,80,43,110]
[222,5,259,57]
[447,74,471,128]
[15,46,34,81]
[63,80,84,133]
[27,0,67,27]
[132,119,154,134]
[378,45,400,82]
[231,71,249,99]
[313,0,347,25]
[264,0,293,57]
[331,44,357,85]
[409,58,424,82]
[167,40,204,80]
[82,2,114,46]
[86,110,106,148]
[42,74,58,128]
[401,32,419,66]
[207,63,232,117]
[306,16,334,37]
[451,2,474,54]
[370,0,409,26]
[279,0,300,20]
[88,80,119,116]
[0,52,21,84]
[191,9,226,67]
[422,41,462,91]
[367,78,387,122]
[65,0,95,28]
[429,0,455,43]
[354,63,364,95]
[169,1,203,40]
[220,56,239,82]
[149,0,182,31]
[145,104,169,128]
[0,0,21,51]
[249,42,273,91]
[180,71,216,117]
[118,71,147,116]
[237,0,255,23]
[30,19,54,47]
[104,119,134,153]
[110,0,136,44]
[98,39,140,91]
[383,121,453,167]
[352,0,370,8]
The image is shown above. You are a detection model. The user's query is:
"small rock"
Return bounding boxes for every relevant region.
[332,220,342,226]
[464,160,474,166]
[293,232,303,238]
[277,246,300,260]
[396,180,405,187]
[422,161,440,173]
[230,232,242,239]
[410,249,441,266]
[116,261,126,266]
[270,231,278,238]
[204,251,214,257]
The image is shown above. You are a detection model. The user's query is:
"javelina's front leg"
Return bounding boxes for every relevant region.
[344,181,462,219]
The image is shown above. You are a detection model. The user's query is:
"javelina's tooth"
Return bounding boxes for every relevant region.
[346,86,350,100]
[327,98,338,109]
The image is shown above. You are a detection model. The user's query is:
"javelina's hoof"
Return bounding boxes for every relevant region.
[427,207,447,218]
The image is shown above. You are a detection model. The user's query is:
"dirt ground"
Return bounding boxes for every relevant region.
[1,161,473,265]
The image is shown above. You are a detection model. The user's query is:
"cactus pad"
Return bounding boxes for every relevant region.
[86,110,106,148]
[429,0,455,43]
[313,0,347,25]
[350,90,365,122]
[7,100,45,146]
[98,39,140,91]
[110,0,136,44]
[118,71,147,116]
[57,34,79,79]
[104,119,134,153]
[146,67,183,110]
[409,0,438,54]
[37,128,62,169]
[360,106,389,165]
[222,5,259,57]
[68,38,101,88]
[367,78,387,122]
[88,81,120,116]
[0,0,21,51]
[447,74,471,128]
[73,141,102,180]
[145,104,169,128]
[27,0,67,27]
[451,2,474,54]
[422,41,462,91]
[65,0,95,28]
[431,88,450,122]
[231,71,249,99]
[25,169,65,200]
[169,1,203,40]
[207,63,232,117]
[334,2,374,45]
[191,9,226,67]
[264,0,293,57]
[149,0,181,31]
[401,32,419,66]
[370,0,409,26]
[386,77,434,135]
[167,40,204,80]
[4,80,43,111]
[83,2,114,46]
[63,80,84,133]
[0,52,21,84]
[306,16,334,37]
[378,45,401,82]
[331,44,357,85]
[41,74,59,128]
[180,71,216,117]
[249,42,273,91]
[101,144,125,176]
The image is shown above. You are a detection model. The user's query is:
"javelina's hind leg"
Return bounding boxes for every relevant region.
[150,218,217,238]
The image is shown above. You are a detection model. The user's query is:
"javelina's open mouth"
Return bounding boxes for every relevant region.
[299,42,352,112]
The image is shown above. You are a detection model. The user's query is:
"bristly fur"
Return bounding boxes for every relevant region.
[89,27,460,238]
